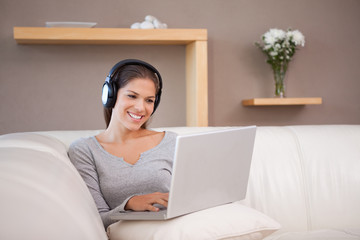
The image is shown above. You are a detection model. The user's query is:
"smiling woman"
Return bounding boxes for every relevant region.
[101,59,162,129]
[68,59,178,229]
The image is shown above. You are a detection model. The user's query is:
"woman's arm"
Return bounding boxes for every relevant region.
[68,142,127,228]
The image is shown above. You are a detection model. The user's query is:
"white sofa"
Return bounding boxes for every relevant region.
[0,125,359,240]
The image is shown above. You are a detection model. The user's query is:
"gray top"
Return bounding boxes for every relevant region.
[68,131,177,228]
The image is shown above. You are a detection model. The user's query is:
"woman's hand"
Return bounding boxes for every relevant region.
[125,192,169,212]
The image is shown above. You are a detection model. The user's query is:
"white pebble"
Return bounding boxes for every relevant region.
[153,19,161,29]
[130,22,141,29]
[140,21,154,29]
[145,15,157,22]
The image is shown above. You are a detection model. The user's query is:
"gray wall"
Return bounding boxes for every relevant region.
[1,0,360,134]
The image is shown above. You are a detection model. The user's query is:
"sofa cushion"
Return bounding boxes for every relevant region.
[107,202,280,240]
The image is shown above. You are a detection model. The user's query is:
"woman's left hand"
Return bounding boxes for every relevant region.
[125,192,169,212]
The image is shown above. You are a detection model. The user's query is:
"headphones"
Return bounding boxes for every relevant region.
[101,59,163,114]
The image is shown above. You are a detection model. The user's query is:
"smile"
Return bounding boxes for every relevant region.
[128,112,144,120]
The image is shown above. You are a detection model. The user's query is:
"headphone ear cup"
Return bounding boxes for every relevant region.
[102,81,117,108]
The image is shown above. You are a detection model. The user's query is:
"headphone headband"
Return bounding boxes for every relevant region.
[102,59,163,114]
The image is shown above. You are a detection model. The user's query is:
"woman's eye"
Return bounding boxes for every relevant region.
[128,95,136,99]
[146,99,154,103]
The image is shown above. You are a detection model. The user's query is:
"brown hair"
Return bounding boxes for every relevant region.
[103,64,161,129]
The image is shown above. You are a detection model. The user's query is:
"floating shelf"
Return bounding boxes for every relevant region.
[13,27,208,127]
[242,97,322,106]
[13,27,207,45]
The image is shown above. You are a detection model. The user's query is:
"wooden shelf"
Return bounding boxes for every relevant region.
[242,97,322,106]
[13,27,207,45]
[13,27,209,127]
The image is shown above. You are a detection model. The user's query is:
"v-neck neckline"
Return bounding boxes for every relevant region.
[91,131,167,166]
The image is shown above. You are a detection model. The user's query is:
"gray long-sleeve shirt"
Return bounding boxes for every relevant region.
[68,131,177,228]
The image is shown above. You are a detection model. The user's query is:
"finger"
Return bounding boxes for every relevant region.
[155,192,169,201]
[157,198,168,208]
[145,204,159,212]
[151,196,168,208]
[163,193,169,201]
[149,193,168,203]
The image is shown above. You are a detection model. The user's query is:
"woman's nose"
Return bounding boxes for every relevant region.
[134,99,145,111]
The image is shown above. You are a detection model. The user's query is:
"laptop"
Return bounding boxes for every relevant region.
[110,126,256,221]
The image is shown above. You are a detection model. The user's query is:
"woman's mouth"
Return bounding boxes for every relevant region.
[128,112,143,120]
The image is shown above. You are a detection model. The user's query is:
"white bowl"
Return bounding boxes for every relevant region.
[45,22,97,28]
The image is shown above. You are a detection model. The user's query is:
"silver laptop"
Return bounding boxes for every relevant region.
[110,126,256,221]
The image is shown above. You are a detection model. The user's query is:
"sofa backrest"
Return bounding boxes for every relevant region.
[243,125,360,234]
[287,125,360,230]
[243,126,309,233]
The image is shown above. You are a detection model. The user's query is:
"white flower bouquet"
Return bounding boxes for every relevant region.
[255,28,305,97]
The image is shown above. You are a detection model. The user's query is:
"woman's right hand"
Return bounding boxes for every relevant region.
[125,192,169,212]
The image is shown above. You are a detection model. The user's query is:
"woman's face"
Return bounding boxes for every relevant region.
[111,77,156,131]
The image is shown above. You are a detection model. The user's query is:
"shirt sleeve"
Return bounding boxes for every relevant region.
[68,139,129,229]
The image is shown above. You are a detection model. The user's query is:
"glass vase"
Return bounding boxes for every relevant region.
[273,68,286,98]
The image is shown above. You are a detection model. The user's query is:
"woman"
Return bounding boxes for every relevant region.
[68,59,177,228]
